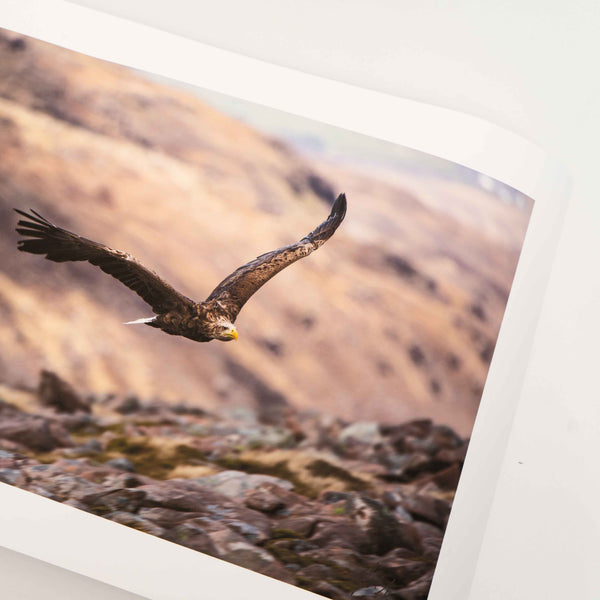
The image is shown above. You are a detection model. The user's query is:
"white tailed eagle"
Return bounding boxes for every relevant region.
[15,194,347,342]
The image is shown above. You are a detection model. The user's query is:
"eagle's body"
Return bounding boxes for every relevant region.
[14,194,347,343]
[151,302,224,343]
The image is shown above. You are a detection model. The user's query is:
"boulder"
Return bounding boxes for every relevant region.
[38,370,91,413]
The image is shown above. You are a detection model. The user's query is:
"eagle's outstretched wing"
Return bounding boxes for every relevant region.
[207,193,347,321]
[15,209,194,314]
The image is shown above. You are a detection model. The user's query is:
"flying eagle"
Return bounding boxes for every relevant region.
[14,194,347,342]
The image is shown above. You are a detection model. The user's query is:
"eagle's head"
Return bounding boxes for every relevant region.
[213,319,238,342]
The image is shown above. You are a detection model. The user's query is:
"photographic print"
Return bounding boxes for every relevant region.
[0,28,533,599]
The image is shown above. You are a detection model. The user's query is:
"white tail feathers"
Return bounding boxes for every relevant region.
[124,316,157,325]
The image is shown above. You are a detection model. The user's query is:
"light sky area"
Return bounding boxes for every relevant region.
[141,70,530,208]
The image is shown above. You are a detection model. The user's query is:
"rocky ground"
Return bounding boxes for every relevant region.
[0,371,468,599]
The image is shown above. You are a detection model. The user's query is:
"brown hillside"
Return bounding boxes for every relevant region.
[0,30,530,435]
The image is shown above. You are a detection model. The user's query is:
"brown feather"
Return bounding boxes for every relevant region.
[14,209,194,314]
[207,193,347,320]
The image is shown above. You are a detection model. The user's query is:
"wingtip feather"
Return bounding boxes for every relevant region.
[14,208,52,227]
[330,192,347,222]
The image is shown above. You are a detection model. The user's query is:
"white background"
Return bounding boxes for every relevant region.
[3,1,600,599]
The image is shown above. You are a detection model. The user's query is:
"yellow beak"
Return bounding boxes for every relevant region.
[226,328,238,340]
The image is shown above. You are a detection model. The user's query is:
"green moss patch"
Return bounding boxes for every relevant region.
[270,528,304,540]
[90,437,208,480]
[264,540,316,567]
[306,459,370,491]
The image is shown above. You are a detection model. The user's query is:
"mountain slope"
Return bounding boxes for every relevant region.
[0,30,531,434]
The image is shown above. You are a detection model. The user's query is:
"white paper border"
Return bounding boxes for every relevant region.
[0,1,569,599]
[1,0,550,198]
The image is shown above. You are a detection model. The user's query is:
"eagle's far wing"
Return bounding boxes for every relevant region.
[207,193,347,321]
[15,209,195,314]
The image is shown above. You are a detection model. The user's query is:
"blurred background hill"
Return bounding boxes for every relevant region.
[0,29,531,435]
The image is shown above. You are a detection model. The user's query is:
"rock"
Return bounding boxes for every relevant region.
[301,546,382,595]
[0,438,21,454]
[90,471,147,489]
[0,399,73,452]
[107,512,165,537]
[138,481,272,540]
[54,412,96,433]
[0,401,20,417]
[207,525,293,582]
[392,571,434,600]
[63,439,103,457]
[381,420,433,443]
[106,457,136,472]
[412,522,443,561]
[0,374,466,600]
[375,549,431,588]
[243,426,298,449]
[309,519,370,553]
[380,453,454,483]
[349,494,422,555]
[23,465,104,503]
[263,537,316,571]
[38,370,90,413]
[352,586,389,598]
[138,483,212,512]
[47,421,74,448]
[89,488,147,514]
[194,470,293,499]
[186,423,211,437]
[63,498,93,512]
[404,493,451,528]
[164,521,218,556]
[0,449,18,461]
[393,505,414,523]
[427,425,463,450]
[274,514,318,538]
[244,485,287,513]
[170,403,206,417]
[0,468,24,485]
[320,490,353,504]
[138,507,197,528]
[381,492,415,523]
[114,396,142,415]
[430,463,462,491]
[340,422,383,446]
[26,484,57,500]
[226,519,269,544]
[295,562,335,581]
[22,463,52,476]
[435,445,468,464]
[0,417,57,452]
[386,424,463,457]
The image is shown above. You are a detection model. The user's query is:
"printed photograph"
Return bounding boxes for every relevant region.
[0,28,532,599]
